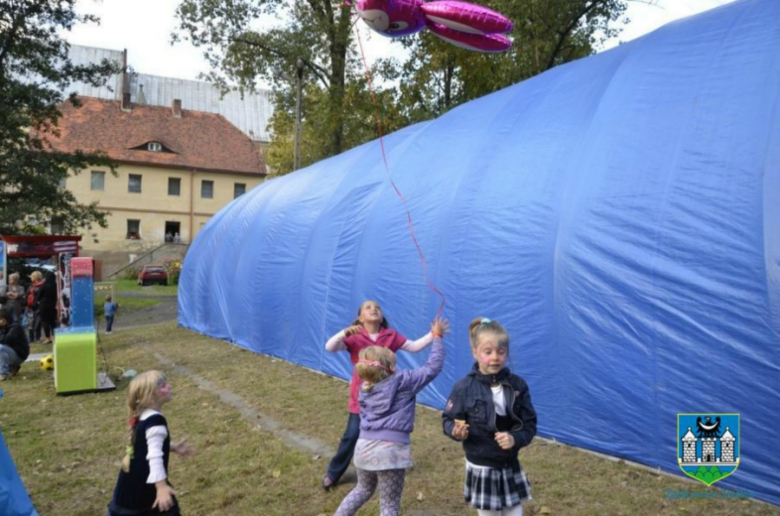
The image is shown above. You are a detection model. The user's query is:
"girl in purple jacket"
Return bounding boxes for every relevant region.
[333,317,449,516]
[323,300,434,490]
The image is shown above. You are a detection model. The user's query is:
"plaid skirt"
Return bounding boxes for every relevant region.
[464,460,532,510]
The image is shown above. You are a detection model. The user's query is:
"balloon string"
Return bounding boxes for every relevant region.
[354,26,446,320]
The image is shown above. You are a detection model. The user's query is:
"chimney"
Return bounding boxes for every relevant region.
[121,92,131,112]
[136,84,147,105]
[172,99,182,118]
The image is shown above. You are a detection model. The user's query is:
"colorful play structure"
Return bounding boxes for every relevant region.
[179,0,779,507]
[53,257,107,394]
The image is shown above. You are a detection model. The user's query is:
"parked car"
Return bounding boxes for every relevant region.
[137,265,168,286]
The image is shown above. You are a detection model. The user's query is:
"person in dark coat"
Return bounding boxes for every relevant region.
[0,307,29,380]
[37,270,58,344]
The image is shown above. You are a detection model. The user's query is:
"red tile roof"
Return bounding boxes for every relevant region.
[46,97,266,175]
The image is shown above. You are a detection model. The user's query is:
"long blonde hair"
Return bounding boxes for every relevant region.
[356,346,396,391]
[121,370,168,472]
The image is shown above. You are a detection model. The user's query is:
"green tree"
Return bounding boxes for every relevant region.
[174,0,631,175]
[175,0,353,163]
[174,0,421,175]
[397,0,630,121]
[0,0,120,235]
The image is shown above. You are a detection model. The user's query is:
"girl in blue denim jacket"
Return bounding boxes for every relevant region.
[333,317,449,516]
[443,317,537,516]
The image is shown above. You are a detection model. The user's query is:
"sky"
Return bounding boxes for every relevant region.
[64,0,740,84]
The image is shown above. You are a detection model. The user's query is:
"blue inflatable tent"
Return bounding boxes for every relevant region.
[0,391,38,516]
[180,0,780,505]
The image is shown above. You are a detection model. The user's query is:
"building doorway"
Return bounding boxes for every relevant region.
[165,221,181,243]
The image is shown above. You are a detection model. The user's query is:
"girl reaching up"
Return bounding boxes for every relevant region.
[322,299,434,490]
[334,317,449,515]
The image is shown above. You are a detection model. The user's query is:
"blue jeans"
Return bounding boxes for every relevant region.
[326,413,360,483]
[0,345,22,377]
[105,315,115,332]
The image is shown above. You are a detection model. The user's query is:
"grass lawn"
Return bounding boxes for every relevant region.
[2,323,778,515]
[111,279,178,296]
[93,296,160,317]
[91,279,177,317]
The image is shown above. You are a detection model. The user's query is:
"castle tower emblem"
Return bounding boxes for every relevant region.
[677,413,740,487]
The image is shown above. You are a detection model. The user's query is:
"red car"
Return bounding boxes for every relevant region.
[137,265,168,286]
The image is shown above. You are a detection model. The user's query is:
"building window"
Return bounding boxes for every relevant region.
[128,174,142,193]
[51,217,64,235]
[234,183,246,198]
[201,180,214,199]
[91,170,105,191]
[148,142,162,152]
[168,177,181,196]
[126,219,141,240]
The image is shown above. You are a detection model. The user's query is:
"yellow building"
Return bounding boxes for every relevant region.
[50,96,267,272]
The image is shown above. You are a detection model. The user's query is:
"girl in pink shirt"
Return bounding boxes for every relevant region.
[322,299,433,490]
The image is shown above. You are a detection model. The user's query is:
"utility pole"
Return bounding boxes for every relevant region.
[294,58,304,171]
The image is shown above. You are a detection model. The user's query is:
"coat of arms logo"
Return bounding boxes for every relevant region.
[677,413,740,486]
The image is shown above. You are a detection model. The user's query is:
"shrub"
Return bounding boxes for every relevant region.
[122,266,140,281]
[163,259,182,286]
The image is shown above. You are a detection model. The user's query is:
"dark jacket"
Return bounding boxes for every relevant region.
[109,413,180,516]
[443,363,537,468]
[38,271,58,323]
[359,337,444,444]
[0,321,30,361]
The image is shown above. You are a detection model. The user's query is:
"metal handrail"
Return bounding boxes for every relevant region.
[106,242,189,279]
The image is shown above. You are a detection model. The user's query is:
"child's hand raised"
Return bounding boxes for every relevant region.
[431,318,450,337]
[344,325,363,336]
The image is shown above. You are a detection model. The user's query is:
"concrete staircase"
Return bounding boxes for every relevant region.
[106,242,189,280]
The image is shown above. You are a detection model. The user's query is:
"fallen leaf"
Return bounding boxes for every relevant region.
[416,491,425,501]
[539,506,552,515]
[272,469,281,478]
[312,454,321,460]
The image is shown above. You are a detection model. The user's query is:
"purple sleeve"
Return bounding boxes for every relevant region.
[398,337,444,395]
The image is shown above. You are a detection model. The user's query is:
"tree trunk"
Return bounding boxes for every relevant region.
[327,5,352,156]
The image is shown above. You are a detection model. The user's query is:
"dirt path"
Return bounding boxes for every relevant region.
[120,295,341,468]
[152,351,336,460]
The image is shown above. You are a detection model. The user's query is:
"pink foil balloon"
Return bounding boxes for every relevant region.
[353,0,514,52]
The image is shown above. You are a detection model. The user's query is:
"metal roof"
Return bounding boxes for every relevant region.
[66,44,274,142]
[130,73,274,143]
[65,44,125,100]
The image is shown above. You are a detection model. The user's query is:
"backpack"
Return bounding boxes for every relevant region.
[26,286,36,308]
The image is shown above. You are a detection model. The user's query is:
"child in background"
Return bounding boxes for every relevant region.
[108,370,193,516]
[104,295,119,334]
[322,300,434,490]
[443,318,537,516]
[334,318,449,515]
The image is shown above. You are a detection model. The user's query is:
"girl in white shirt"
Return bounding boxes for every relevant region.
[109,370,193,515]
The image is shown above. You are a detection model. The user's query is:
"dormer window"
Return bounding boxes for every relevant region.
[130,141,175,153]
